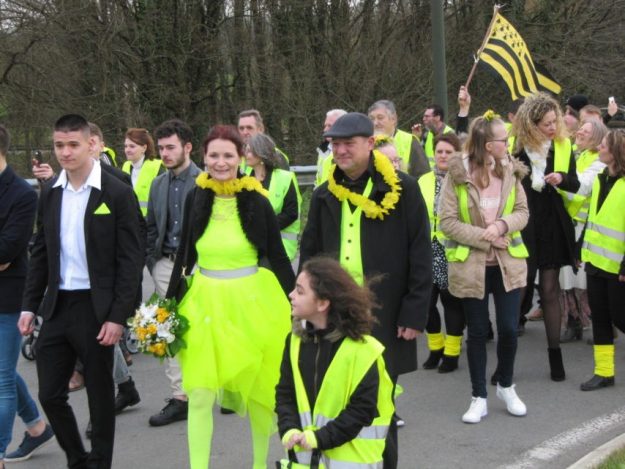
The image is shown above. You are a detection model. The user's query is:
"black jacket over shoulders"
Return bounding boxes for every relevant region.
[275,329,379,450]
[0,165,38,312]
[167,184,295,298]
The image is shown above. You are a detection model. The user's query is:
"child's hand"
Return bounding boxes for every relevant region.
[282,430,303,450]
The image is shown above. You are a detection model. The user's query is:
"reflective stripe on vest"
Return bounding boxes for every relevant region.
[122,159,163,216]
[393,129,415,172]
[425,125,454,167]
[581,177,625,274]
[417,171,445,241]
[289,334,394,469]
[560,149,601,222]
[445,183,528,262]
[340,179,373,285]
[268,169,301,260]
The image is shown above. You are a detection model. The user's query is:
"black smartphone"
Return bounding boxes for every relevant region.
[32,150,43,166]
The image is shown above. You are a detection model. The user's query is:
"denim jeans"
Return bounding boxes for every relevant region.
[0,312,42,458]
[462,266,521,398]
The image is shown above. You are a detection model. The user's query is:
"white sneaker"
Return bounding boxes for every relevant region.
[496,384,527,416]
[462,397,488,423]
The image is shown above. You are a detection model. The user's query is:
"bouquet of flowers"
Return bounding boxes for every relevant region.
[127,294,189,361]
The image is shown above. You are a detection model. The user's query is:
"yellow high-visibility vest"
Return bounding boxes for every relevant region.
[581,176,625,274]
[288,334,394,469]
[122,159,163,216]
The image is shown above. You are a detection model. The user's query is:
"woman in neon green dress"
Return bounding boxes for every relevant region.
[167,125,295,468]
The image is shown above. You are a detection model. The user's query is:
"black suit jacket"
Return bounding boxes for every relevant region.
[0,165,38,312]
[22,168,143,325]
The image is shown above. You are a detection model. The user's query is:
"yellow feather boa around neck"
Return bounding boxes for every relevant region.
[327,150,402,220]
[195,173,270,197]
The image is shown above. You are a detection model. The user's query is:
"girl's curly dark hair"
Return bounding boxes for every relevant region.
[300,257,377,340]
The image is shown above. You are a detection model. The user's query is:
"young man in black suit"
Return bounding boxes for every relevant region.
[19,114,143,469]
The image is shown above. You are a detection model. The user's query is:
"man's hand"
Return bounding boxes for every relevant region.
[18,312,36,336]
[397,327,420,340]
[411,123,423,139]
[608,98,618,117]
[0,262,10,271]
[97,321,124,346]
[32,163,54,181]
[458,86,472,117]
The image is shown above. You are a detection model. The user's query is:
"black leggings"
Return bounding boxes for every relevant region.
[587,273,625,344]
[425,284,465,337]
[520,267,562,348]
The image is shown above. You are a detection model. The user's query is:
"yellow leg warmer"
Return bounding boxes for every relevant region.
[188,388,216,469]
[443,335,463,357]
[426,332,445,351]
[594,344,615,378]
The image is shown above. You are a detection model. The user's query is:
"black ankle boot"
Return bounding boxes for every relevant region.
[115,377,141,414]
[560,316,583,343]
[438,355,459,373]
[422,349,443,369]
[548,348,566,381]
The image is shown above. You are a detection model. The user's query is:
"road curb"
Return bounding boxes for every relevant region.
[568,431,625,469]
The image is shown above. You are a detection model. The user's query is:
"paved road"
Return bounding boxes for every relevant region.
[9,278,625,468]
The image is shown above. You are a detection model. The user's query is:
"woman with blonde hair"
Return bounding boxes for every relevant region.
[440,112,529,423]
[559,120,608,341]
[512,92,580,381]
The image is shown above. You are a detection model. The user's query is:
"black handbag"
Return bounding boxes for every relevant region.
[276,449,321,469]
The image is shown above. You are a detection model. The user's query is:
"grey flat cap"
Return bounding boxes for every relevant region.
[323,112,374,139]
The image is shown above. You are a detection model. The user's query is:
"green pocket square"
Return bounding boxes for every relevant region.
[94,202,111,215]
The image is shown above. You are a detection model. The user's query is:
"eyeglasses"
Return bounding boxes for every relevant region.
[488,139,508,143]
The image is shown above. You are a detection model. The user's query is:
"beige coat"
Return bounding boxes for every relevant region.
[439,155,529,299]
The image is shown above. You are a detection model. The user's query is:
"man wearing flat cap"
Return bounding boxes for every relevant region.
[299,112,432,468]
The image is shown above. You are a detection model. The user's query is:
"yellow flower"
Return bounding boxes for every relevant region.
[482,109,501,122]
[136,327,147,341]
[150,342,167,357]
[156,308,170,323]
[195,174,269,197]
[147,324,157,335]
[327,150,402,220]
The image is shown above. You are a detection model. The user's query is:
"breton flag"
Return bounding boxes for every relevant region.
[466,7,561,100]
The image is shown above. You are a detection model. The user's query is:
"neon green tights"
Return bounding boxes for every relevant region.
[188,388,272,468]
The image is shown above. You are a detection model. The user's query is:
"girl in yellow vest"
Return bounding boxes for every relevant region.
[579,129,625,391]
[419,133,466,373]
[559,120,608,342]
[276,257,394,468]
[122,128,164,216]
[439,111,529,424]
[245,133,301,261]
[512,93,580,381]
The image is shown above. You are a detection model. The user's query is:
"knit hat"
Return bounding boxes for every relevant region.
[566,94,589,113]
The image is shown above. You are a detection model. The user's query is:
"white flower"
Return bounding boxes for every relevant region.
[156,324,175,344]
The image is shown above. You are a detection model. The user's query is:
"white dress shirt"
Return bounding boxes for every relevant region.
[130,156,145,188]
[53,160,102,290]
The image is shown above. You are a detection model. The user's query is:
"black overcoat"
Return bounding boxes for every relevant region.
[299,159,432,376]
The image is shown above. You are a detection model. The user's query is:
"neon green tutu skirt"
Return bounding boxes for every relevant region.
[177,267,291,416]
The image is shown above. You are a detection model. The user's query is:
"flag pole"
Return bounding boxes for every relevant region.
[464,4,502,90]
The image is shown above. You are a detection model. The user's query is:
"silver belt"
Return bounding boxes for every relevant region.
[199,266,258,279]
